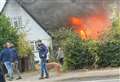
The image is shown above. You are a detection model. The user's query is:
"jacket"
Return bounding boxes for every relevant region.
[0,48,12,62]
[37,43,48,59]
[11,48,19,62]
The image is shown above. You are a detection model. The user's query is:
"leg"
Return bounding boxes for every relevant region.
[40,61,44,79]
[12,62,15,78]
[4,62,13,81]
[43,63,49,78]
[14,61,22,80]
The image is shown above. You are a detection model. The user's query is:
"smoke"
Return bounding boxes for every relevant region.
[18,0,119,33]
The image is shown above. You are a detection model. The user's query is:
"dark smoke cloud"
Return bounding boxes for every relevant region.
[17,0,120,33]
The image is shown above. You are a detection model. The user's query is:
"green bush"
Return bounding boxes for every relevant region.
[17,32,32,57]
[62,29,120,71]
[97,10,120,67]
[97,40,120,67]
[63,30,98,70]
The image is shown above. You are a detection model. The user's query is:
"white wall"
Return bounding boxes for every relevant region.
[3,0,52,62]
[3,0,52,47]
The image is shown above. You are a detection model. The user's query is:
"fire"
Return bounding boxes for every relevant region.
[69,11,111,40]
[80,30,87,40]
[74,29,87,40]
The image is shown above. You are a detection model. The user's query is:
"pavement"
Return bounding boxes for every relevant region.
[7,68,120,82]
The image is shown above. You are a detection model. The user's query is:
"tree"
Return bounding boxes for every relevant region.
[17,32,32,57]
[0,15,32,57]
[0,15,19,50]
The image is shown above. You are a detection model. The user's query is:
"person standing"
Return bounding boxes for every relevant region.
[57,47,64,65]
[37,40,49,79]
[10,43,22,80]
[0,42,13,81]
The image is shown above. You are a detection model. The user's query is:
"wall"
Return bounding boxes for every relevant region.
[3,0,52,61]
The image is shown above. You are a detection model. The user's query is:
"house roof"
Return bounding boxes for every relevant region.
[0,0,7,13]
[1,0,119,37]
[16,0,119,35]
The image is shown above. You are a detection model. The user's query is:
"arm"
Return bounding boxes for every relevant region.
[42,45,48,58]
[14,48,19,60]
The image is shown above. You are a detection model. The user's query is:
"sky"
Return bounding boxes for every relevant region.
[0,0,6,12]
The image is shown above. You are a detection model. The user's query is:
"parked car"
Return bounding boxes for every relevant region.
[0,61,6,82]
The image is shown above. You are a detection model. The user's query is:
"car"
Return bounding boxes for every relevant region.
[0,61,6,82]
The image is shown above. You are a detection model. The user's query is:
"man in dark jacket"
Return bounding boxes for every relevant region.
[0,42,13,81]
[37,40,49,79]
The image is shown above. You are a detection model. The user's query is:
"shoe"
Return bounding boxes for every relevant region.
[8,78,13,81]
[45,76,49,79]
[6,74,9,78]
[16,76,22,80]
[39,77,44,80]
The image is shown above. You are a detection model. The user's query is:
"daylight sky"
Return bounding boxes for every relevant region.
[0,0,6,12]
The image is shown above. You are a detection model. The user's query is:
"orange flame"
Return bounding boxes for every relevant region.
[69,12,111,40]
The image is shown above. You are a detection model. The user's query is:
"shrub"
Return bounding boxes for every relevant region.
[97,9,120,67]
[97,40,120,67]
[63,30,98,70]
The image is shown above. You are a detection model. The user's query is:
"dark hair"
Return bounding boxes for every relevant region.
[10,43,14,48]
[38,40,42,43]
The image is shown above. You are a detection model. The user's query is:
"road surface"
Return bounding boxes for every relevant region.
[58,75,120,82]
[7,68,120,82]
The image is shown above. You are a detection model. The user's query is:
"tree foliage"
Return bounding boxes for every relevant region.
[97,9,120,67]
[17,32,32,57]
[0,15,32,57]
[62,30,98,70]
[0,15,19,50]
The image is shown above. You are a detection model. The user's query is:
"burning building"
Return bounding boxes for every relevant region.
[17,0,119,40]
[69,10,112,40]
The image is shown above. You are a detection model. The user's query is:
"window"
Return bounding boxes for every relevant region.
[11,16,23,28]
[30,41,35,51]
[30,41,39,52]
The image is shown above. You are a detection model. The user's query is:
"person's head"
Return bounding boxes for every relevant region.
[10,43,14,48]
[5,42,11,48]
[37,40,42,45]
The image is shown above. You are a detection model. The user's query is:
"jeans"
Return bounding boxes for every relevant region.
[40,59,49,77]
[4,61,13,79]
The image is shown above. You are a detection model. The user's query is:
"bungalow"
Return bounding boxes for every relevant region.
[0,0,52,62]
